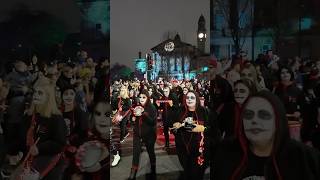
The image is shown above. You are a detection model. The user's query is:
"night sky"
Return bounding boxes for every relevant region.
[111,0,210,69]
[0,0,81,33]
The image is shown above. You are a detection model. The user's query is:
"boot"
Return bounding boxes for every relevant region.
[128,168,137,180]
[148,165,157,180]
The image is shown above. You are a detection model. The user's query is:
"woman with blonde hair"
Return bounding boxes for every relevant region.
[18,76,67,180]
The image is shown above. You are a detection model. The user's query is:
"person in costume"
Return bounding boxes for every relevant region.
[128,90,157,180]
[212,90,320,180]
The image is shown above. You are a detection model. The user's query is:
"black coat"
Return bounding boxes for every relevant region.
[212,139,320,180]
[133,104,157,138]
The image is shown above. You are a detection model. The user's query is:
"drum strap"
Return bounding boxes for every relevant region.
[39,153,62,179]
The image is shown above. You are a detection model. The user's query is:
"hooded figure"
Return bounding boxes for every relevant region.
[212,90,320,180]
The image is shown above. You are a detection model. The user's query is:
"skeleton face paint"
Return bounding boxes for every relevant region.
[139,94,148,106]
[243,97,275,146]
[94,103,110,135]
[234,83,250,105]
[33,87,47,105]
[163,88,170,97]
[280,68,291,82]
[62,89,75,105]
[186,92,197,109]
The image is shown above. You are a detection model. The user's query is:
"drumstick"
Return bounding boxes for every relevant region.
[22,138,40,165]
[286,114,295,117]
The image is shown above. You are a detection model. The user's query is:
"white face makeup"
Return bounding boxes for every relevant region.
[241,68,254,82]
[234,83,250,105]
[62,89,76,105]
[183,88,189,95]
[94,103,110,135]
[139,94,148,106]
[243,97,276,146]
[33,87,48,105]
[280,68,291,82]
[186,92,197,109]
[148,89,153,96]
[163,88,170,97]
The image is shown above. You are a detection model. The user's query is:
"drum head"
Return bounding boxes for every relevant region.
[76,141,103,168]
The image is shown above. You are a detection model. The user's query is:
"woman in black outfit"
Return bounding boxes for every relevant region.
[128,89,157,180]
[172,90,215,180]
[22,77,67,180]
[212,90,320,180]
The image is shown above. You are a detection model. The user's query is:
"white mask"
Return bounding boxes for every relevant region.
[94,103,110,135]
[33,87,47,105]
[62,89,75,105]
[234,83,250,105]
[139,94,148,106]
[243,97,275,146]
[186,92,196,109]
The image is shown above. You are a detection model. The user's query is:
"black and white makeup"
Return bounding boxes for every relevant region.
[280,68,292,82]
[234,83,250,105]
[183,87,189,95]
[186,92,197,109]
[94,102,110,135]
[163,87,170,98]
[62,89,76,105]
[243,97,275,146]
[139,94,148,106]
[33,87,48,105]
[148,88,153,96]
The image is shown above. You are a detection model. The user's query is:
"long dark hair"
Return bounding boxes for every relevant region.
[231,90,289,180]
[179,90,206,123]
[138,89,151,107]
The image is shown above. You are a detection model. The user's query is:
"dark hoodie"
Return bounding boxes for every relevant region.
[212,90,320,180]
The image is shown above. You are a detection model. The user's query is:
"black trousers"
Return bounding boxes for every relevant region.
[132,134,156,169]
[120,115,129,141]
[162,116,171,144]
[5,122,27,155]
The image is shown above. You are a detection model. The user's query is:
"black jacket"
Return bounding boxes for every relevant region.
[133,104,157,138]
[33,114,67,155]
[213,139,320,180]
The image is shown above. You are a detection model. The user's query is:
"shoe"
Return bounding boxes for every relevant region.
[111,153,121,167]
[1,169,11,178]
[128,168,137,180]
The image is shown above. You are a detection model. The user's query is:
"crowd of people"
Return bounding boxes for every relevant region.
[110,50,320,180]
[0,50,109,180]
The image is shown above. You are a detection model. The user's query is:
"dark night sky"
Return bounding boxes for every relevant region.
[111,0,210,69]
[0,0,81,33]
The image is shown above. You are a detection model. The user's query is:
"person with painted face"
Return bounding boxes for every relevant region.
[74,100,110,180]
[274,66,305,140]
[60,85,90,180]
[128,90,157,180]
[21,77,67,180]
[171,90,217,180]
[112,85,131,143]
[218,79,257,140]
[156,86,178,148]
[212,90,320,180]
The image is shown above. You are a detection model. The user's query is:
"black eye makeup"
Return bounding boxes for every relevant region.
[243,109,254,120]
[258,110,272,120]
[186,96,196,100]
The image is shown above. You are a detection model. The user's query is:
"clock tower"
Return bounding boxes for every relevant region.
[197,14,206,53]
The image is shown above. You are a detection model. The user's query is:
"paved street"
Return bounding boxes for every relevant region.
[111,122,210,180]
